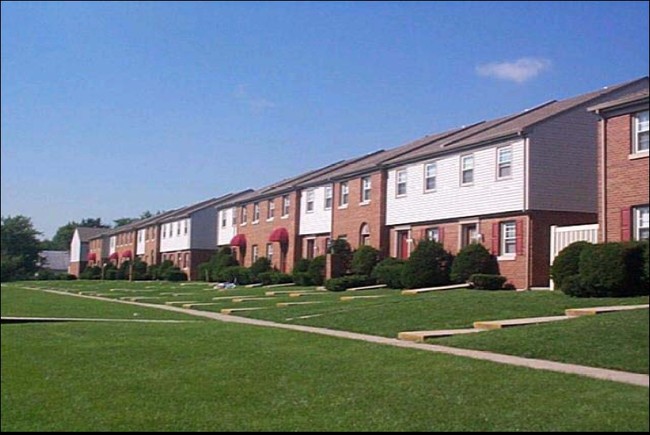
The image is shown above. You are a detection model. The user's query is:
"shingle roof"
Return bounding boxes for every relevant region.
[39,250,71,271]
[76,227,110,242]
[588,90,649,113]
[158,191,252,223]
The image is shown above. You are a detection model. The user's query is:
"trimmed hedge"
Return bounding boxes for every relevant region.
[216,266,253,285]
[550,241,593,290]
[469,274,508,290]
[259,271,293,286]
[450,243,499,283]
[325,275,375,292]
[166,268,188,282]
[401,240,452,289]
[250,257,272,280]
[308,255,326,286]
[371,257,405,289]
[351,246,381,277]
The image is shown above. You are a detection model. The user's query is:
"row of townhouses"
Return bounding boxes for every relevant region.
[69,77,649,288]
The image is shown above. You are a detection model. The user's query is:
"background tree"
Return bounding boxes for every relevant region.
[48,218,109,251]
[113,217,136,227]
[1,215,43,281]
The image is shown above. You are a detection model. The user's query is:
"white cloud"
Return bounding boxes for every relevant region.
[234,84,276,113]
[476,57,552,83]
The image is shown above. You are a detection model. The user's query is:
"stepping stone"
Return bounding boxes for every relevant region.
[165,301,199,306]
[401,283,471,295]
[347,284,387,292]
[245,283,264,288]
[288,292,321,298]
[127,296,162,301]
[212,296,255,301]
[340,295,387,301]
[232,297,274,303]
[220,307,266,315]
[78,291,98,296]
[264,283,296,288]
[265,290,318,296]
[160,292,195,296]
[398,328,484,342]
[565,304,649,317]
[473,315,571,330]
[277,301,323,307]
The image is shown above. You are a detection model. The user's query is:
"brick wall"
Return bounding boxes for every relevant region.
[600,114,650,242]
[299,234,330,259]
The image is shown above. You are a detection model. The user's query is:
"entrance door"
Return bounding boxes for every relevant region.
[396,230,410,260]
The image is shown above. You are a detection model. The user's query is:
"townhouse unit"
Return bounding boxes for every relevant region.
[134,209,181,266]
[380,77,648,288]
[68,227,110,276]
[589,91,649,242]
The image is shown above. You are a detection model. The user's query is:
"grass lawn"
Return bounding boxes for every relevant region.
[2,319,649,431]
[433,309,649,374]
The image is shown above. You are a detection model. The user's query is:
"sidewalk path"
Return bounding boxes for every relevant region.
[24,287,650,388]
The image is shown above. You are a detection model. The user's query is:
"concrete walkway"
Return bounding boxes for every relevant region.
[21,287,650,388]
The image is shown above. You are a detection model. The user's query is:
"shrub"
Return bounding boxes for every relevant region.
[294,258,311,273]
[250,257,273,281]
[371,257,405,289]
[292,272,312,286]
[559,274,584,297]
[196,248,239,282]
[325,275,375,292]
[642,241,649,290]
[450,243,499,283]
[259,271,293,286]
[166,268,188,282]
[308,255,326,286]
[330,238,353,277]
[401,240,453,289]
[131,258,149,281]
[566,242,647,297]
[105,269,118,280]
[58,273,77,280]
[216,266,252,285]
[469,274,508,290]
[79,265,101,280]
[550,241,593,290]
[351,245,381,276]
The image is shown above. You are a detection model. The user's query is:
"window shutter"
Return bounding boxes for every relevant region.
[620,207,631,241]
[439,227,445,244]
[516,220,524,256]
[491,223,500,255]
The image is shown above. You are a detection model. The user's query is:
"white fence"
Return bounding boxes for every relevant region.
[549,223,599,289]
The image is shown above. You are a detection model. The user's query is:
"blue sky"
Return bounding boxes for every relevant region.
[2,1,648,240]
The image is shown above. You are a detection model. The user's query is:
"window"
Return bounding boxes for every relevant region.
[501,221,517,255]
[360,223,370,246]
[426,227,440,242]
[424,163,437,192]
[232,210,237,226]
[241,206,248,224]
[162,226,166,238]
[253,203,260,222]
[177,222,181,236]
[634,110,649,154]
[324,186,333,210]
[396,170,407,196]
[461,223,478,248]
[306,239,315,260]
[184,220,188,235]
[266,243,274,264]
[267,199,275,220]
[497,147,512,179]
[339,182,349,207]
[282,195,290,217]
[461,155,474,185]
[252,245,259,263]
[634,205,649,241]
[306,189,315,213]
[361,177,371,203]
[221,212,227,228]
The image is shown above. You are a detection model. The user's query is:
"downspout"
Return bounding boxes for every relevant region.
[599,116,607,242]
[523,134,532,289]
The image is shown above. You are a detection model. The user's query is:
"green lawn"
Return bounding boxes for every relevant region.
[433,309,649,374]
[2,320,648,431]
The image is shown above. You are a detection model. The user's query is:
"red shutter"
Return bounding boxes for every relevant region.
[516,220,524,256]
[439,227,445,244]
[620,208,631,241]
[491,223,500,255]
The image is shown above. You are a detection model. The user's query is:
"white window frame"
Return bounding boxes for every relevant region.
[266,243,274,264]
[634,205,649,241]
[306,189,315,213]
[176,222,181,236]
[282,195,290,218]
[633,110,649,154]
[252,245,259,263]
[396,169,407,197]
[424,162,437,192]
[267,199,275,220]
[253,203,260,223]
[361,176,371,203]
[221,212,227,228]
[497,146,513,179]
[461,155,474,185]
[241,206,248,226]
[500,221,517,257]
[324,186,333,210]
[426,227,440,242]
[231,211,237,226]
[339,182,349,207]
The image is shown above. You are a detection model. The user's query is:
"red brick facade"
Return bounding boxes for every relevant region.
[161,249,215,280]
[331,171,388,255]
[598,113,649,242]
[299,234,330,260]
[236,191,302,273]
[141,225,162,266]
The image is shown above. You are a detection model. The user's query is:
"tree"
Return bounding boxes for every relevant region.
[49,218,109,251]
[113,217,136,227]
[1,215,43,281]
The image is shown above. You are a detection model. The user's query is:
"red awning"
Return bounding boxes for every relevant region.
[230,234,247,248]
[269,227,289,243]
[109,252,119,260]
[121,250,132,258]
[87,252,97,262]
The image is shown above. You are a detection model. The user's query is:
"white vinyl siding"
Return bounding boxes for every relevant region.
[217,207,239,246]
[136,229,146,255]
[634,110,649,154]
[300,185,333,235]
[161,208,216,253]
[386,141,525,225]
[70,231,82,262]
